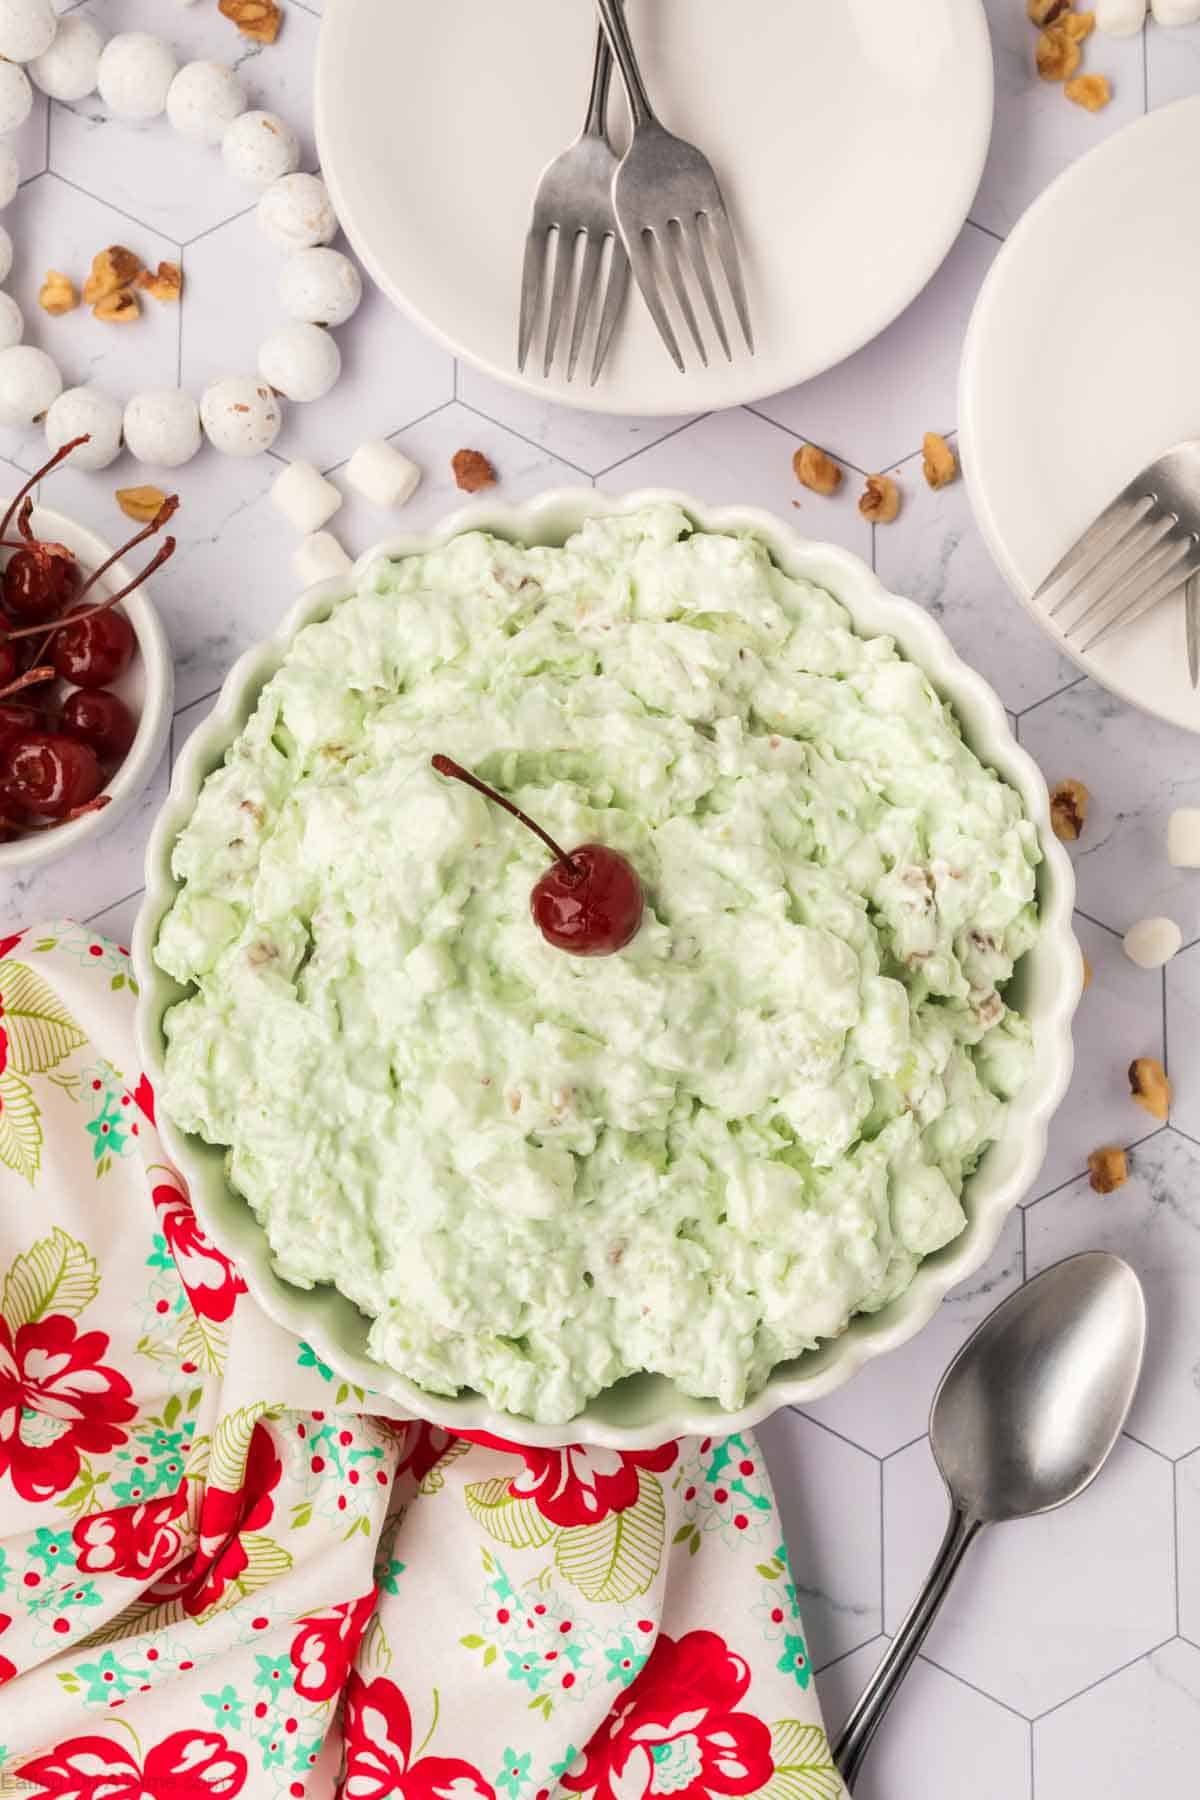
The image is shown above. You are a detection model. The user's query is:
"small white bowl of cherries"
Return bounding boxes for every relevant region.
[0,436,176,869]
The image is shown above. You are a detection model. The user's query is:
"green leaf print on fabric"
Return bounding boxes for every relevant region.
[197,1534,293,1621]
[554,1470,666,1604]
[466,1477,556,1551]
[0,1069,41,1184]
[296,1341,334,1382]
[2,1229,100,1328]
[177,1310,228,1375]
[756,1721,841,1800]
[0,959,87,1074]
[208,1404,270,1493]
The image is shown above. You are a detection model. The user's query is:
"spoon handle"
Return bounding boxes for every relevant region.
[833,1504,983,1790]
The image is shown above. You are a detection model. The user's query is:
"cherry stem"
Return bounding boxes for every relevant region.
[431,753,576,873]
[74,494,179,608]
[0,663,55,700]
[7,537,177,641]
[0,793,112,835]
[0,436,91,543]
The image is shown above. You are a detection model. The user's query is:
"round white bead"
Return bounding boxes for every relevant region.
[257,172,337,252]
[1094,0,1146,29]
[279,247,362,327]
[1151,0,1200,20]
[97,32,178,121]
[45,386,123,471]
[166,60,246,146]
[28,13,104,101]
[345,438,421,510]
[1168,808,1200,868]
[294,530,353,587]
[201,376,283,456]
[0,344,60,425]
[0,228,13,287]
[222,110,300,189]
[0,291,22,351]
[0,0,56,64]
[258,321,340,403]
[123,387,202,469]
[0,143,20,210]
[0,59,33,133]
[1123,915,1182,969]
[272,459,343,535]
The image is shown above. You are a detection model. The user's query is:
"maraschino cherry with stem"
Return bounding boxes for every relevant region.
[431,753,644,957]
[0,436,91,622]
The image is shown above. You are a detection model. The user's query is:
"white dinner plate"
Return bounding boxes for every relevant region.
[960,97,1200,736]
[315,0,993,417]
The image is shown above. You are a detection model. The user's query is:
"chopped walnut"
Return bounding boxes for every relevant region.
[1082,953,1093,991]
[1027,0,1071,21]
[1036,26,1081,81]
[1129,1056,1170,1122]
[219,0,282,43]
[1088,1145,1127,1194]
[452,448,497,494]
[922,432,958,491]
[38,269,78,316]
[1050,778,1089,842]
[793,444,842,496]
[1065,73,1111,110]
[1060,9,1095,38]
[116,484,169,523]
[93,289,139,324]
[82,245,142,306]
[858,474,900,524]
[136,261,182,303]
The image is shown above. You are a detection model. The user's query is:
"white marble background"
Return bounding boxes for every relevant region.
[3,1,1200,1790]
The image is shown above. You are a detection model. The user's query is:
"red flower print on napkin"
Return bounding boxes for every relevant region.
[0,1608,14,1686]
[339,1670,496,1800]
[0,1315,136,1502]
[290,1588,376,1702]
[19,1730,247,1800]
[132,1072,155,1124]
[73,1484,189,1580]
[177,1419,281,1615]
[466,1436,677,1527]
[152,1182,246,1324]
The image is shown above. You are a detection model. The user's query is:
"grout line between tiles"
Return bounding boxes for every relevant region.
[741,404,871,479]
[84,886,144,926]
[1173,1461,1181,1636]
[1030,1636,1178,1724]
[1016,671,1088,720]
[49,170,183,252]
[315,398,457,478]
[591,409,715,479]
[917,1652,1034,1724]
[787,1404,883,1464]
[447,398,597,483]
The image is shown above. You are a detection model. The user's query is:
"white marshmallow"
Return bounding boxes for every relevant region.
[257,172,337,251]
[272,459,343,535]
[201,376,283,456]
[1095,0,1147,31]
[124,387,202,469]
[1123,915,1182,969]
[0,0,56,63]
[0,228,14,287]
[258,321,340,403]
[0,292,22,351]
[279,247,362,327]
[97,32,178,121]
[0,59,33,133]
[0,143,19,210]
[166,61,246,146]
[1151,0,1200,20]
[346,438,421,510]
[28,14,105,102]
[294,531,353,587]
[222,110,300,189]
[0,344,60,425]
[1168,808,1200,867]
[45,386,123,470]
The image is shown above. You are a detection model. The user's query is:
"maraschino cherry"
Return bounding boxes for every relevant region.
[431,753,644,957]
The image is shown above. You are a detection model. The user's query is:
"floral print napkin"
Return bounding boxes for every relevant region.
[0,923,847,1800]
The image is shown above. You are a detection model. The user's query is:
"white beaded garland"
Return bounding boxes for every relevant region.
[45,386,124,471]
[256,172,337,252]
[0,60,33,135]
[0,226,13,287]
[0,291,22,352]
[0,142,19,210]
[0,344,61,425]
[258,321,340,403]
[97,32,179,122]
[222,110,300,189]
[279,247,362,327]
[201,377,283,456]
[28,14,104,103]
[166,60,246,146]
[123,387,202,469]
[0,0,57,65]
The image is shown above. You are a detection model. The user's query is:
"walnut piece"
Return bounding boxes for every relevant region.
[1050,778,1089,841]
[116,484,168,523]
[1082,953,1093,991]
[1088,1146,1127,1194]
[136,261,182,304]
[82,246,142,306]
[1129,1056,1170,1121]
[38,270,78,316]
[858,474,900,524]
[1060,9,1095,38]
[220,0,283,43]
[1027,0,1071,21]
[793,444,842,496]
[922,432,958,491]
[1065,73,1111,109]
[1036,26,1081,81]
[452,448,497,494]
[93,289,139,324]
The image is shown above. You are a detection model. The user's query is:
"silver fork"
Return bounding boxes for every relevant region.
[595,0,752,372]
[1034,439,1200,684]
[517,25,630,385]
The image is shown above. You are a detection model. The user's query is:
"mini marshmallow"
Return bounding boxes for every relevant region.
[294,530,353,587]
[222,110,300,189]
[0,59,33,133]
[201,376,283,456]
[0,0,57,63]
[279,247,362,327]
[0,344,61,426]
[1168,809,1200,867]
[124,387,202,468]
[0,292,22,352]
[258,321,340,403]
[272,459,343,536]
[257,172,337,251]
[346,438,421,510]
[1123,915,1182,969]
[0,143,19,210]
[28,14,105,101]
[45,386,123,470]
[1152,0,1200,20]
[166,60,246,146]
[1095,0,1147,31]
[0,228,14,287]
[97,32,178,121]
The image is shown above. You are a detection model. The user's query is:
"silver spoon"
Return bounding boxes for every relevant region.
[834,1251,1146,1790]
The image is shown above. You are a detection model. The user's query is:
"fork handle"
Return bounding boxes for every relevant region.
[595,0,656,128]
[582,23,614,138]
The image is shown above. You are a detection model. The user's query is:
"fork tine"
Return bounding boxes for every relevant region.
[627,227,684,372]
[679,213,730,362]
[1079,548,1200,653]
[661,223,707,368]
[703,204,753,352]
[1059,514,1178,634]
[1037,494,1154,610]
[1065,530,1190,641]
[590,238,630,386]
[542,226,577,378]
[566,233,604,382]
[517,228,546,373]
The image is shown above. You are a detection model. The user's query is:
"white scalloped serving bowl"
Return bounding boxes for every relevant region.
[134,489,1080,1449]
